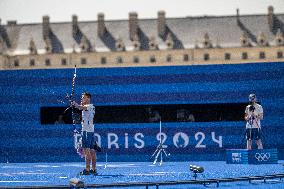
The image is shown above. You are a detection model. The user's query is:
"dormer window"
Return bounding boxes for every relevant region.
[80,36,91,52]
[133,41,141,51]
[275,29,284,46]
[149,36,158,50]
[166,33,173,49]
[29,38,37,55]
[115,37,125,51]
[240,32,251,47]
[257,32,269,46]
[132,34,141,51]
[44,39,52,53]
[203,33,212,48]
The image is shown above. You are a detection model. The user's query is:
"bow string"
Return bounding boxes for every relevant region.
[71,65,79,134]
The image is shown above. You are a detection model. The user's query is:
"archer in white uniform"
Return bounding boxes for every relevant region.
[72,92,97,175]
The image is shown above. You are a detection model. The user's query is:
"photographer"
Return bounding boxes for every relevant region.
[244,94,264,150]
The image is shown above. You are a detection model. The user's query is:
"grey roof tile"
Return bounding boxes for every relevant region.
[1,13,283,55]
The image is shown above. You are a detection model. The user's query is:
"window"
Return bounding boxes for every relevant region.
[166,55,172,62]
[259,52,265,59]
[183,54,189,61]
[242,52,248,60]
[81,58,87,65]
[133,56,139,63]
[277,51,283,59]
[45,59,51,66]
[101,57,107,64]
[134,43,139,49]
[224,53,231,60]
[14,59,19,67]
[150,55,156,63]
[204,53,210,61]
[30,59,35,66]
[116,57,123,64]
[61,58,67,65]
[241,39,248,46]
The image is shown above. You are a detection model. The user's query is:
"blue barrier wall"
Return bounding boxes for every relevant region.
[0,62,283,162]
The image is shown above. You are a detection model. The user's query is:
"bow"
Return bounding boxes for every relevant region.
[69,65,84,157]
[64,65,79,130]
[71,65,77,133]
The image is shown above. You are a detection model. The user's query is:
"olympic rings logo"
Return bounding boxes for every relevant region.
[255,153,270,161]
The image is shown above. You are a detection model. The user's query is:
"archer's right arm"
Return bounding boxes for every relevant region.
[71,101,87,111]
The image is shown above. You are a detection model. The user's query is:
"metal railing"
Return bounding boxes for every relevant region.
[1,173,284,189]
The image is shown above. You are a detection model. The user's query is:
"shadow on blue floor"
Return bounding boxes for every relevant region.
[0,161,283,188]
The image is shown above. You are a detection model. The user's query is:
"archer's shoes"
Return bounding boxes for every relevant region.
[90,169,98,175]
[80,169,90,175]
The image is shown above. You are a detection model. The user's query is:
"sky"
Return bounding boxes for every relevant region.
[0,0,284,24]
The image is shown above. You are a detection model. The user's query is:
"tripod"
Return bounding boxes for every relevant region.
[151,120,170,165]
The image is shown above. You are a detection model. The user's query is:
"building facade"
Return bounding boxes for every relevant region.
[0,6,283,70]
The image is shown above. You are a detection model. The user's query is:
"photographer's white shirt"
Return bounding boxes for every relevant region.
[245,103,263,129]
[81,104,95,132]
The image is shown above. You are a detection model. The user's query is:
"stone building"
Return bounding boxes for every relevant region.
[0,6,283,70]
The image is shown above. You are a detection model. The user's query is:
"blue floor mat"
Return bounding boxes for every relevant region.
[0,161,283,188]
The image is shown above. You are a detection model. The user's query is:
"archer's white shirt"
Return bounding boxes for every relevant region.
[81,104,95,132]
[245,103,263,129]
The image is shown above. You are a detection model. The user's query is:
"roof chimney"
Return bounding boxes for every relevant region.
[29,38,37,55]
[236,8,240,23]
[267,6,274,31]
[72,15,78,37]
[42,15,50,39]
[158,11,166,37]
[129,12,138,41]
[97,13,106,37]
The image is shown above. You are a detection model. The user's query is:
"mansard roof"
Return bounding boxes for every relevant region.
[0,11,284,55]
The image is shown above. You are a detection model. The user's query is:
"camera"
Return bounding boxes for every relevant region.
[249,105,255,112]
